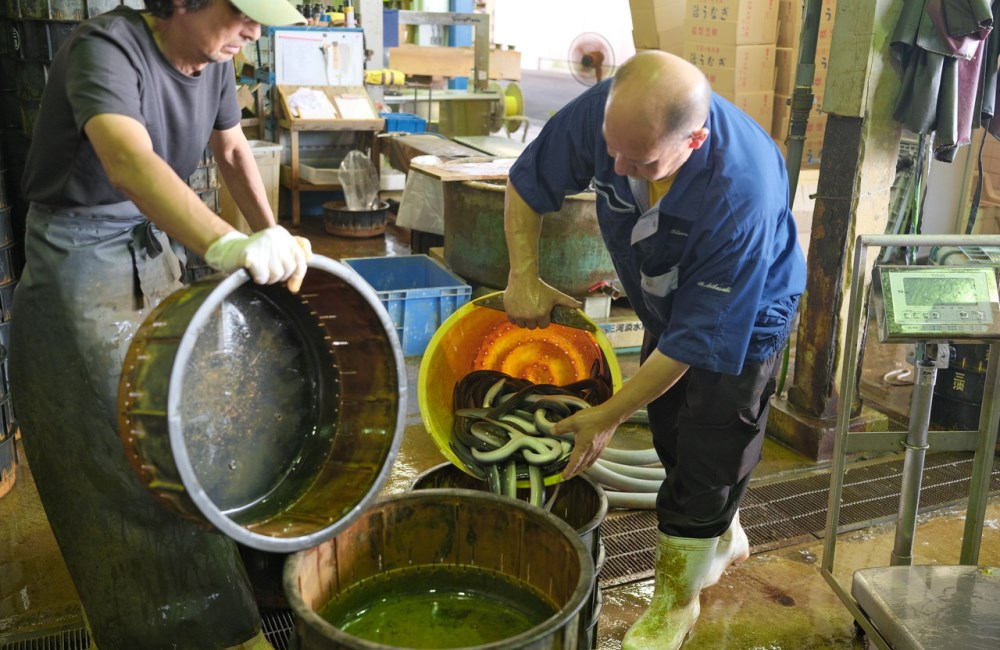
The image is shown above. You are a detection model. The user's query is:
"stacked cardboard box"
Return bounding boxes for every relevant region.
[629,0,686,55]
[773,0,835,166]
[681,0,780,132]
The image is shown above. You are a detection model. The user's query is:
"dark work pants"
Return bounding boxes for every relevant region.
[642,332,780,539]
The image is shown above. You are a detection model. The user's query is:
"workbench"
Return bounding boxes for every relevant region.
[276,85,384,227]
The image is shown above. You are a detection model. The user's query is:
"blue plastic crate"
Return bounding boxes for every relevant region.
[344,255,471,356]
[379,112,427,134]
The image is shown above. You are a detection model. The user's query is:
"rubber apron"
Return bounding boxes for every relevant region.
[9,202,261,649]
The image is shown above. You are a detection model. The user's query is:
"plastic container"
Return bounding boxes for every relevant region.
[378,112,427,134]
[343,255,471,356]
[283,489,595,649]
[418,292,622,485]
[219,140,282,234]
[299,159,342,185]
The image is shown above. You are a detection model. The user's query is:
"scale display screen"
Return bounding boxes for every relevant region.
[901,276,979,306]
[875,266,1000,342]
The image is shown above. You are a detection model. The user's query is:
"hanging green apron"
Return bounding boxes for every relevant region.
[9,202,262,649]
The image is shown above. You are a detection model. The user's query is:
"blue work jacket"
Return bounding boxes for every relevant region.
[509,82,807,375]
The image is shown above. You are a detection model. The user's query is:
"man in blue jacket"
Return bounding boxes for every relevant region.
[503,51,807,649]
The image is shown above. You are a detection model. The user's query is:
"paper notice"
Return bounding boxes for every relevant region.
[287,88,337,119]
[333,94,376,120]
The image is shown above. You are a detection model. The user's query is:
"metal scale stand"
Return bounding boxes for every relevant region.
[822,234,1000,650]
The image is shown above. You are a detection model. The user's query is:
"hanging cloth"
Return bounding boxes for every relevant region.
[891,0,995,162]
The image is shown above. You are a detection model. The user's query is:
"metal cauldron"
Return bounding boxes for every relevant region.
[442,180,618,298]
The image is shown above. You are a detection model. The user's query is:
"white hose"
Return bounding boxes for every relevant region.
[584,462,662,493]
[594,458,666,480]
[598,446,661,466]
[605,490,657,509]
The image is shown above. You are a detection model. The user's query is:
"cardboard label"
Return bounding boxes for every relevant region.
[685,41,776,93]
[684,0,779,45]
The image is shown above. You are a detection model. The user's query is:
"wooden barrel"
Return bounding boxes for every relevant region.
[283,489,595,649]
[118,256,406,552]
[411,463,608,648]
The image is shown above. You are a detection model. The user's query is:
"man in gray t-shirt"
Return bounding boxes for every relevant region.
[12,1,307,648]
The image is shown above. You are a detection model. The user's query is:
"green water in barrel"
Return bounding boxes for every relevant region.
[319,564,558,647]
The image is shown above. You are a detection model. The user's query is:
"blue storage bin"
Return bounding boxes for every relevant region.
[344,255,471,356]
[379,112,427,134]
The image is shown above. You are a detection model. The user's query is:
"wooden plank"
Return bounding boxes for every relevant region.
[388,45,521,81]
[384,134,485,173]
[409,157,516,182]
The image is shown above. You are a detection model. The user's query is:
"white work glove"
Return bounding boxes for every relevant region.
[204,226,313,292]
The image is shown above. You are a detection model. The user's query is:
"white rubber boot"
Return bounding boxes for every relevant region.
[621,532,719,650]
[706,510,749,586]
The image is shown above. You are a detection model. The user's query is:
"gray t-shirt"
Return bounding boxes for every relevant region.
[22,7,241,207]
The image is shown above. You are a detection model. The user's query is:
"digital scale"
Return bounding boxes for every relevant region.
[823,235,1000,650]
[872,265,1000,341]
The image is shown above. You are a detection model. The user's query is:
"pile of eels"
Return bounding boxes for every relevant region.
[451,369,611,506]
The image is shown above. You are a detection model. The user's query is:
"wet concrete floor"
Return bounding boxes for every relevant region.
[1,218,998,648]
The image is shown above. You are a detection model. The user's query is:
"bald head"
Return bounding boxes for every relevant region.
[607,51,711,143]
[602,51,712,180]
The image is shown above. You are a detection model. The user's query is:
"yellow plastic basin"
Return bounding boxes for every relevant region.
[418,292,622,485]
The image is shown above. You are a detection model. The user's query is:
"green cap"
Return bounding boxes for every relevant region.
[230,0,306,26]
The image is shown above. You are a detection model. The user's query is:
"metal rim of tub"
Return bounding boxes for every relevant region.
[283,488,597,649]
[118,255,406,552]
[409,461,609,545]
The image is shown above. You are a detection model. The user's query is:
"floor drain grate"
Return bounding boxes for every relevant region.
[261,608,295,649]
[0,611,294,650]
[0,626,90,650]
[3,453,996,645]
[596,451,1000,588]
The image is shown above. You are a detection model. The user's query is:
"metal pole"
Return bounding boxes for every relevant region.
[821,234,870,575]
[889,342,938,566]
[960,340,1000,563]
[785,0,825,208]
